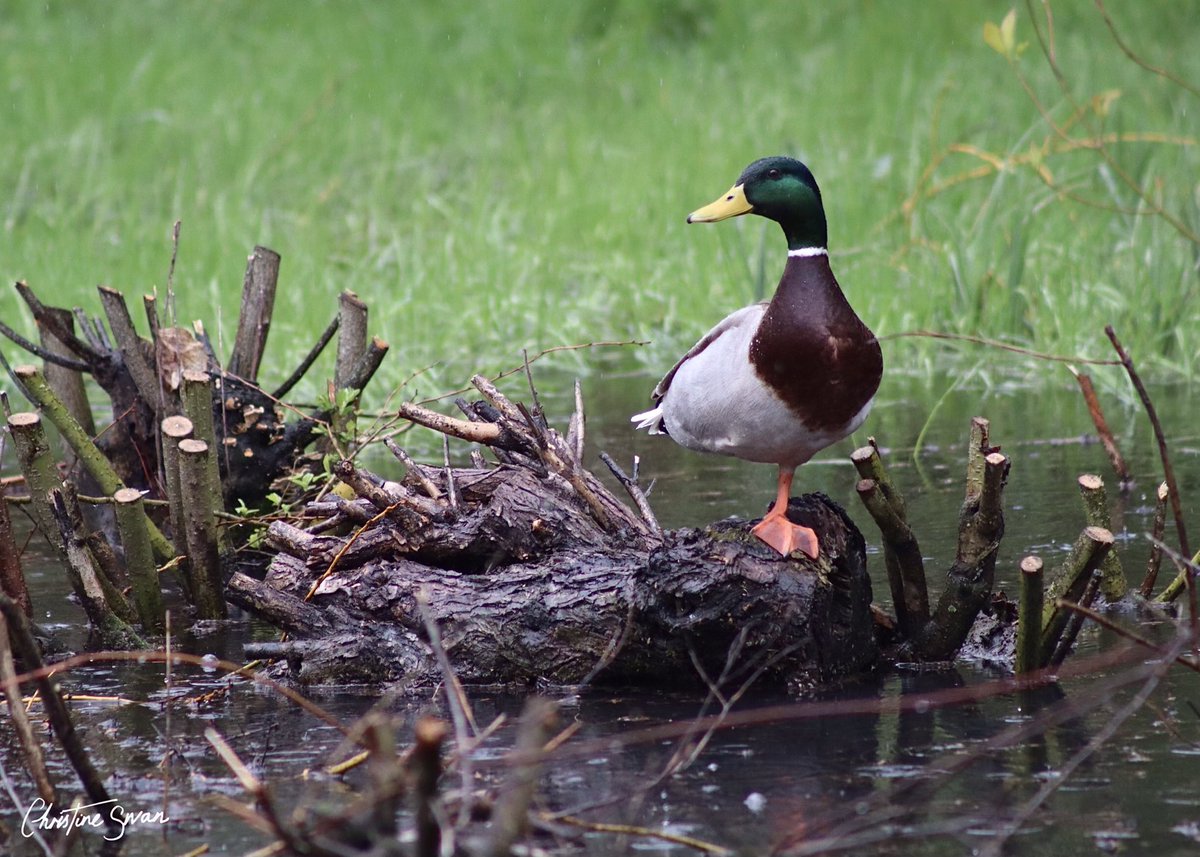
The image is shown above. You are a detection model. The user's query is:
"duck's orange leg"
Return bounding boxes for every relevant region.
[750,467,819,558]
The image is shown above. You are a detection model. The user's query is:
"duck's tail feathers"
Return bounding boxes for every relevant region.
[630,406,666,434]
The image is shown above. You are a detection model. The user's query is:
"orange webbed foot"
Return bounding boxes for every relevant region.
[750,513,819,558]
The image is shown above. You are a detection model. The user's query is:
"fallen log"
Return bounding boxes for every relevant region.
[232,376,879,688]
[234,494,875,688]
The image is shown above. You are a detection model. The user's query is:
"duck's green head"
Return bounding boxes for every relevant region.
[687,156,827,251]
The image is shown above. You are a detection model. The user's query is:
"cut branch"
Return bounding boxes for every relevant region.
[1070,368,1131,488]
[1076,473,1128,601]
[228,245,281,382]
[14,365,175,562]
[399,402,512,449]
[1015,556,1044,676]
[98,284,160,409]
[1040,526,1113,666]
[271,313,338,400]
[855,474,928,637]
[1140,481,1169,597]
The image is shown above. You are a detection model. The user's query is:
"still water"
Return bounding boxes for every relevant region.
[3,368,1199,855]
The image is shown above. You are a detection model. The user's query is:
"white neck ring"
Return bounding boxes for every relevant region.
[787,247,828,258]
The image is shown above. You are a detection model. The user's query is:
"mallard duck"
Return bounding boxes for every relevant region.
[632,156,882,558]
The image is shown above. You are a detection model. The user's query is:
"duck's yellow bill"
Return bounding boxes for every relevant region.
[687,183,753,223]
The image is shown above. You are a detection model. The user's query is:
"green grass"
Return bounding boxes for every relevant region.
[1,1,1197,407]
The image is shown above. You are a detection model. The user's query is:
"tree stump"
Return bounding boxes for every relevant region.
[231,376,878,688]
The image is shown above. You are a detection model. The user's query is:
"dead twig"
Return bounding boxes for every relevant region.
[1140,482,1170,597]
[0,610,55,804]
[442,436,458,510]
[416,590,479,827]
[271,313,339,400]
[206,727,309,854]
[599,452,661,535]
[883,330,1121,366]
[1069,367,1132,488]
[399,401,506,447]
[415,339,649,406]
[551,814,733,856]
[0,592,115,828]
[0,316,91,371]
[1093,0,1200,98]
[1105,325,1189,559]
[1054,598,1199,674]
[567,378,586,464]
[385,438,441,499]
[1049,573,1103,667]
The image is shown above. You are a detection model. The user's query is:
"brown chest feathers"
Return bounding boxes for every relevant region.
[749,256,883,432]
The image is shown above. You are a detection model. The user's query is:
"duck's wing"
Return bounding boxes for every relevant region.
[631,303,765,433]
[651,303,766,401]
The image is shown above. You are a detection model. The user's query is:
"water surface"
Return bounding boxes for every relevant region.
[3,369,1199,855]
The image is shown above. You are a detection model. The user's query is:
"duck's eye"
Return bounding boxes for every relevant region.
[768,169,781,179]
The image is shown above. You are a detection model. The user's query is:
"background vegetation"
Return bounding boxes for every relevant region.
[1,1,1197,404]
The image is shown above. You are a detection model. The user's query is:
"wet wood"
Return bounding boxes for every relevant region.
[6,256,333,511]
[1040,526,1113,666]
[0,608,55,803]
[114,487,164,632]
[0,482,32,616]
[228,245,281,382]
[1076,473,1128,601]
[6,411,62,549]
[37,307,96,461]
[229,376,879,687]
[410,717,447,857]
[1049,568,1103,668]
[0,592,115,826]
[231,491,876,687]
[1141,481,1170,597]
[49,488,145,649]
[917,448,1010,661]
[1,253,401,641]
[178,439,226,620]
[854,455,928,638]
[1015,556,1044,676]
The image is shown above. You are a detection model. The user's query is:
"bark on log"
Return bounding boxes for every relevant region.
[231,491,876,688]
[230,378,878,688]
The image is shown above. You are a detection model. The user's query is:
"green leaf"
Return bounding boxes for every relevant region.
[983,21,1006,55]
[983,9,1017,58]
[999,8,1016,53]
